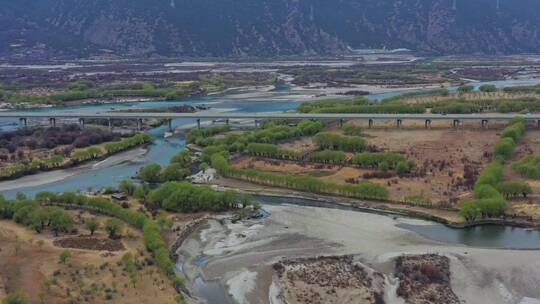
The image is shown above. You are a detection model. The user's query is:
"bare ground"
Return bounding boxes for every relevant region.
[233,127,500,206]
[0,214,179,304]
[273,256,385,304]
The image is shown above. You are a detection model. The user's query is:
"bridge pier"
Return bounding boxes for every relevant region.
[481,119,489,129]
[167,119,173,132]
[396,119,403,128]
[197,119,201,129]
[19,117,27,128]
[225,119,229,125]
[368,119,374,129]
[49,117,56,127]
[79,118,85,129]
[339,119,345,128]
[453,119,461,129]
[537,120,540,129]
[425,119,432,129]
[108,118,113,131]
[137,119,143,131]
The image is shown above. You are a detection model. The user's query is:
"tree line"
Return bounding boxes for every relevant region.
[146,181,253,212]
[313,132,367,152]
[493,117,526,161]
[0,195,73,235]
[459,117,529,221]
[352,152,414,174]
[71,133,152,163]
[211,154,389,200]
[0,133,152,180]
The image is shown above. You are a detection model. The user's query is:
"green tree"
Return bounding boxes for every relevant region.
[105,218,124,239]
[29,208,49,233]
[48,208,73,236]
[59,249,71,264]
[139,163,162,183]
[396,161,411,175]
[457,85,474,94]
[493,137,516,160]
[85,218,99,235]
[498,181,533,198]
[459,199,482,221]
[479,84,497,92]
[161,163,190,182]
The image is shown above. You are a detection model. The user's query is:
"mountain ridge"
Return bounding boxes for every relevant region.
[2,0,540,59]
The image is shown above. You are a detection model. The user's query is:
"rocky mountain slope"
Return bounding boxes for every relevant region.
[2,0,540,59]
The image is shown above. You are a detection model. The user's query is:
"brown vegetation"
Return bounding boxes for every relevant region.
[395,254,460,304]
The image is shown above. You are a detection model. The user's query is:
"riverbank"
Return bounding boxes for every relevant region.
[0,146,148,192]
[176,202,540,304]
[211,176,540,230]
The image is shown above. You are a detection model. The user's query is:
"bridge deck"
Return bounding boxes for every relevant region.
[0,112,539,121]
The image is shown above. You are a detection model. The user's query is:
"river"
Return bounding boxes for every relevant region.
[2,77,540,303]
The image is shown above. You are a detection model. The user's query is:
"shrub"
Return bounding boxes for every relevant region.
[59,249,71,264]
[105,218,124,239]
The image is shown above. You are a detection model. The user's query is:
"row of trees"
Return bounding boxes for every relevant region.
[297,97,367,113]
[34,191,185,294]
[351,152,414,174]
[309,150,346,164]
[211,154,389,200]
[186,125,231,144]
[313,132,367,152]
[71,133,152,163]
[146,181,253,212]
[0,197,73,235]
[187,120,324,153]
[0,154,66,180]
[304,103,426,114]
[1,81,191,105]
[493,117,526,160]
[246,143,300,160]
[459,160,507,221]
[243,142,415,174]
[459,116,530,222]
[512,155,540,179]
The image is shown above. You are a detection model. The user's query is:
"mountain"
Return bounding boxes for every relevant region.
[2,0,540,59]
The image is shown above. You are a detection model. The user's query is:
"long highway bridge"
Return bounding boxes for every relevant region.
[1,112,539,130]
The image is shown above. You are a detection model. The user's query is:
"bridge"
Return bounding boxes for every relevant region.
[1,112,539,130]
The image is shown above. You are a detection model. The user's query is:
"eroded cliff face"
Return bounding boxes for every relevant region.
[2,0,540,59]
